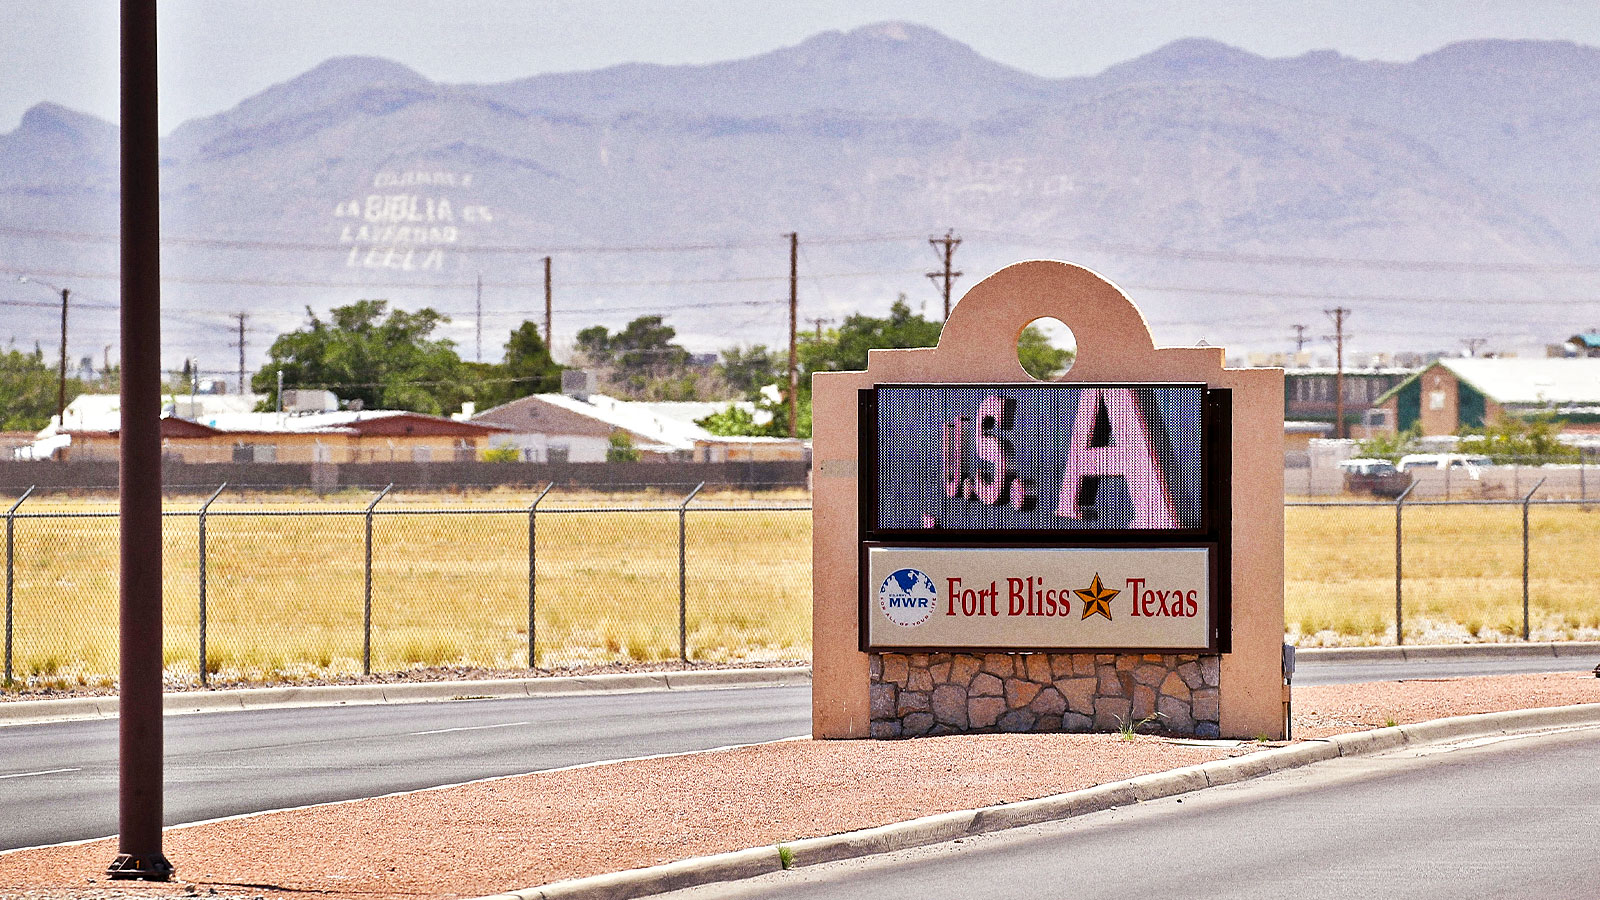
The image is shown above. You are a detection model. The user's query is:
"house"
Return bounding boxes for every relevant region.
[1368,358,1600,436]
[1283,367,1415,433]
[471,392,806,463]
[26,395,503,463]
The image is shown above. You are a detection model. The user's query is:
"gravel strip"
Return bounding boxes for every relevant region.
[2,671,1596,900]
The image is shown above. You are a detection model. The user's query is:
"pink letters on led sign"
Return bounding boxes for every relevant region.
[1055,388,1179,528]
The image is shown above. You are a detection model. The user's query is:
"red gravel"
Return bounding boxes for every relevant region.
[2,671,1596,900]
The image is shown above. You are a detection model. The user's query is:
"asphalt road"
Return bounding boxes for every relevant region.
[666,725,1600,900]
[0,685,810,850]
[2,653,1593,851]
[1292,652,1599,685]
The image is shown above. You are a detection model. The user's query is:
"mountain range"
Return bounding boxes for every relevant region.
[2,22,1597,371]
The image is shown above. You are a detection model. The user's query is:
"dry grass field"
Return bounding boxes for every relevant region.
[2,488,1596,688]
[3,487,811,687]
[1285,501,1600,645]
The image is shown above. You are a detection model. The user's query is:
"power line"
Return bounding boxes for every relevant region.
[0,223,921,254]
[967,229,1600,275]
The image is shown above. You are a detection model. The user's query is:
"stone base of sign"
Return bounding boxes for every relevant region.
[868,651,1221,739]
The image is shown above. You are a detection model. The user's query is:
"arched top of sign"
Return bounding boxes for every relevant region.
[862,260,1225,383]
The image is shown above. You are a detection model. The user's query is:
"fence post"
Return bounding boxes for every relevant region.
[363,483,393,676]
[1394,481,1416,646]
[678,482,705,664]
[196,482,227,687]
[527,482,554,670]
[1522,477,1545,641]
[4,486,36,686]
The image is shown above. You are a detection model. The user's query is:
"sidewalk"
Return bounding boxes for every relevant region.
[0,671,1596,900]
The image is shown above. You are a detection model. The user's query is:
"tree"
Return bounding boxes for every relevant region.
[1458,415,1579,464]
[798,295,942,375]
[1017,326,1075,380]
[697,404,764,436]
[252,299,469,415]
[576,315,701,400]
[0,345,86,431]
[476,321,564,409]
[606,431,640,462]
[715,344,781,398]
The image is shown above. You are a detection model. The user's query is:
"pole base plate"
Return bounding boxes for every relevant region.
[107,853,174,881]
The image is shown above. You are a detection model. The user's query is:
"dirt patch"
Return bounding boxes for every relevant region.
[1,671,1595,900]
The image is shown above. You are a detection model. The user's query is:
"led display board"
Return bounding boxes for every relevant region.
[866,384,1206,534]
[859,383,1230,653]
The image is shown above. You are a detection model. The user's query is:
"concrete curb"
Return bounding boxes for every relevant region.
[0,667,812,728]
[4,639,1595,726]
[473,702,1600,900]
[1295,641,1600,662]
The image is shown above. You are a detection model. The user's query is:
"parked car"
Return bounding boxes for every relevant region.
[1338,457,1413,497]
[1397,453,1493,477]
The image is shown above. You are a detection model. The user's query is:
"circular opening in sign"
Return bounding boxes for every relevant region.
[1019,317,1076,380]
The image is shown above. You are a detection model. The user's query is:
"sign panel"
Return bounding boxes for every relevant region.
[870,384,1205,533]
[864,544,1215,651]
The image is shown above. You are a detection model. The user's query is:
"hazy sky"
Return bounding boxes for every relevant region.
[2,0,1598,134]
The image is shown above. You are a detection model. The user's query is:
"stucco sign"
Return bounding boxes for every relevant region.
[810,260,1286,741]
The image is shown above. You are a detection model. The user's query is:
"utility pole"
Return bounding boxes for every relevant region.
[108,0,171,880]
[787,232,799,439]
[16,276,70,426]
[1291,324,1309,355]
[543,256,553,350]
[475,272,483,363]
[56,286,69,426]
[1324,308,1351,439]
[807,316,832,339]
[231,313,247,395]
[927,229,962,321]
[1462,337,1487,357]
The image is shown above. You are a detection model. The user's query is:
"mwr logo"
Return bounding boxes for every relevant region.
[879,568,937,627]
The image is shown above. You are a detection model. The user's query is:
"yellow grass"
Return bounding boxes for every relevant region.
[2,488,1595,688]
[1286,502,1600,645]
[2,488,811,687]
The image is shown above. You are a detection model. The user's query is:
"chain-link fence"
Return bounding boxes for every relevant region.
[2,483,812,689]
[1286,483,1600,646]
[4,481,1597,688]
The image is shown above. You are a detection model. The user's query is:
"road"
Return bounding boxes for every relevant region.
[0,685,809,850]
[666,725,1600,900]
[1,652,1592,851]
[1292,652,1598,685]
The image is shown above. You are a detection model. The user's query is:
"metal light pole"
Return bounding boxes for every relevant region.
[105,0,172,881]
[17,276,70,427]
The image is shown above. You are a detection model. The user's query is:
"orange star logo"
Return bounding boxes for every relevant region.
[1074,573,1119,621]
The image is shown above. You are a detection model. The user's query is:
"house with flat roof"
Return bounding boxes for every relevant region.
[1368,358,1600,436]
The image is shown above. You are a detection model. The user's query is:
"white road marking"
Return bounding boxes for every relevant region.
[0,767,80,780]
[409,721,531,736]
